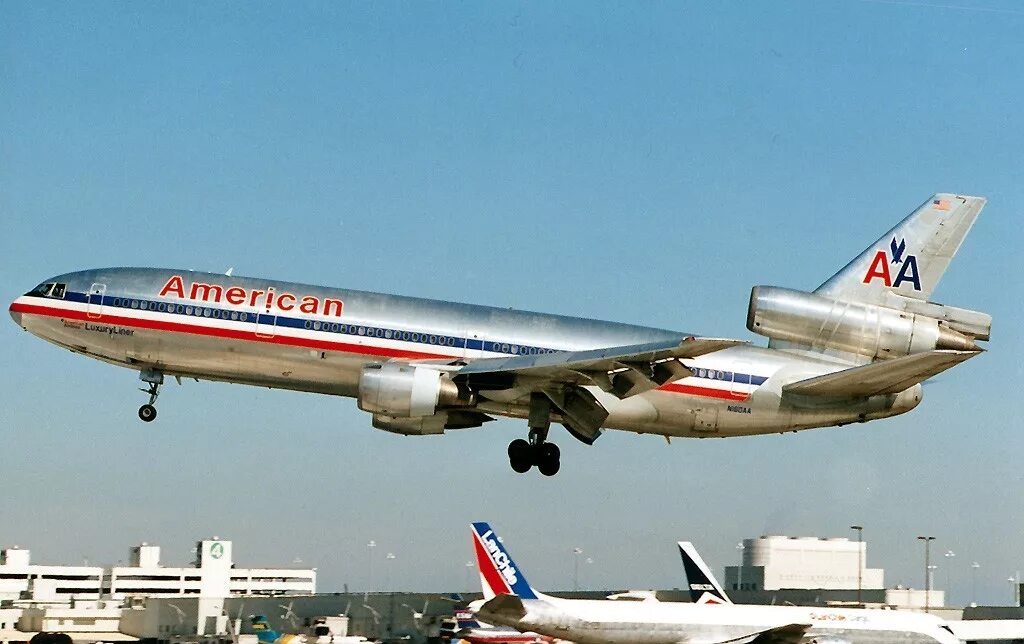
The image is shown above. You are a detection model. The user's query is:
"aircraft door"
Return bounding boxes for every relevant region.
[464,329,484,359]
[255,311,277,338]
[691,407,719,433]
[87,283,106,319]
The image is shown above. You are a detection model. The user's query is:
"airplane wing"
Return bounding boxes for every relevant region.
[456,336,744,398]
[706,623,811,644]
[782,349,981,398]
[478,594,528,620]
[454,336,742,444]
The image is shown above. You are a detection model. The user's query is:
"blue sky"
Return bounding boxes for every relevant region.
[2,1,1023,606]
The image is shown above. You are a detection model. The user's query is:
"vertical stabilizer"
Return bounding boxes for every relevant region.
[814,194,985,304]
[677,542,732,605]
[470,522,539,600]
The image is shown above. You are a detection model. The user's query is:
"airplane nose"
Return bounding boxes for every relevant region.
[9,302,22,328]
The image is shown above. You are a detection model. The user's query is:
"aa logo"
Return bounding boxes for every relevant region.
[862,237,921,291]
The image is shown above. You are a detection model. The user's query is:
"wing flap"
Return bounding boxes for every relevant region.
[783,349,981,398]
[457,336,743,398]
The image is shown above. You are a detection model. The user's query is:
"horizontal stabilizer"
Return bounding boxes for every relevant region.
[783,350,980,398]
[478,594,527,620]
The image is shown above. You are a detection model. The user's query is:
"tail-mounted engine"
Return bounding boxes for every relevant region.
[747,286,989,359]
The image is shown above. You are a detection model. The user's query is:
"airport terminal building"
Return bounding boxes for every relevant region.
[0,540,315,602]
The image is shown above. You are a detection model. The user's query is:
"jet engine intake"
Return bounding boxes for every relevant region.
[747,286,980,359]
[358,362,468,418]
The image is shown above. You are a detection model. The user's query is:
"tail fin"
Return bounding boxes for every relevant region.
[471,522,539,600]
[814,194,986,304]
[677,542,732,605]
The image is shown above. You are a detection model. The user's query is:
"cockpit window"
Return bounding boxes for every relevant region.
[25,282,67,299]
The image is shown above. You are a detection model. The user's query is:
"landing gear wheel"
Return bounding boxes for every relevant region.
[137,369,164,423]
[138,404,157,422]
[508,439,533,473]
[537,442,560,477]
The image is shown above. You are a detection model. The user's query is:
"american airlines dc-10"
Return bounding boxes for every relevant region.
[9,194,991,475]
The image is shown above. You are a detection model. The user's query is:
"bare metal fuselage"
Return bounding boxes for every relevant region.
[480,596,958,644]
[9,267,919,438]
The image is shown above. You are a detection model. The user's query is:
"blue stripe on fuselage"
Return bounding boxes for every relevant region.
[26,292,770,387]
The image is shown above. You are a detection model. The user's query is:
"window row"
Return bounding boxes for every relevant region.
[109,298,254,322]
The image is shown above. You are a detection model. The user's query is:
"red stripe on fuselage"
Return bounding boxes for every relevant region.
[660,382,750,401]
[11,301,753,402]
[471,532,512,596]
[10,301,450,361]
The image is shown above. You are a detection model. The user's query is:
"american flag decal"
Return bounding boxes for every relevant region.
[933,198,951,211]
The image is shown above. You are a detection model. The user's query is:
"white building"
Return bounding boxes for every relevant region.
[724,535,884,591]
[885,587,946,609]
[0,547,104,602]
[0,539,315,602]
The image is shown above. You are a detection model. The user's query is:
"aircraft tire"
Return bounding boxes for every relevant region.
[508,439,532,473]
[138,404,157,422]
[537,443,560,476]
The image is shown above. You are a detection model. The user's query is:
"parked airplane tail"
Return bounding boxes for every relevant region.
[471,522,541,600]
[677,542,732,605]
[747,193,991,362]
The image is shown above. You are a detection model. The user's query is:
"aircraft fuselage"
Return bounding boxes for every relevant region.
[9,267,919,438]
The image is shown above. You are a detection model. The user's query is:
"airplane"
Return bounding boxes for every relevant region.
[677,541,732,605]
[8,194,991,475]
[468,521,962,644]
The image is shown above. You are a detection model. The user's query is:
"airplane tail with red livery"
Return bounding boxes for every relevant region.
[471,522,546,601]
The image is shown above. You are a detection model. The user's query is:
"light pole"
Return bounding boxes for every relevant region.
[736,542,745,591]
[367,540,377,592]
[850,525,863,605]
[573,548,583,592]
[944,550,955,604]
[971,562,980,607]
[465,561,474,593]
[918,536,935,613]
[385,552,396,590]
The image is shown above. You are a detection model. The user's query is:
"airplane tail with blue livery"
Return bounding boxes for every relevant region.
[471,522,546,602]
[677,542,732,605]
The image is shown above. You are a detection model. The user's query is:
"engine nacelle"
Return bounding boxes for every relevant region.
[358,362,463,418]
[372,413,447,435]
[747,286,980,359]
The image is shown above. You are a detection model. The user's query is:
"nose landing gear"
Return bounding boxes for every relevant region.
[138,369,163,422]
[507,393,561,476]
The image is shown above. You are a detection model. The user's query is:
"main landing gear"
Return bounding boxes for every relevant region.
[138,369,163,422]
[507,393,561,476]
